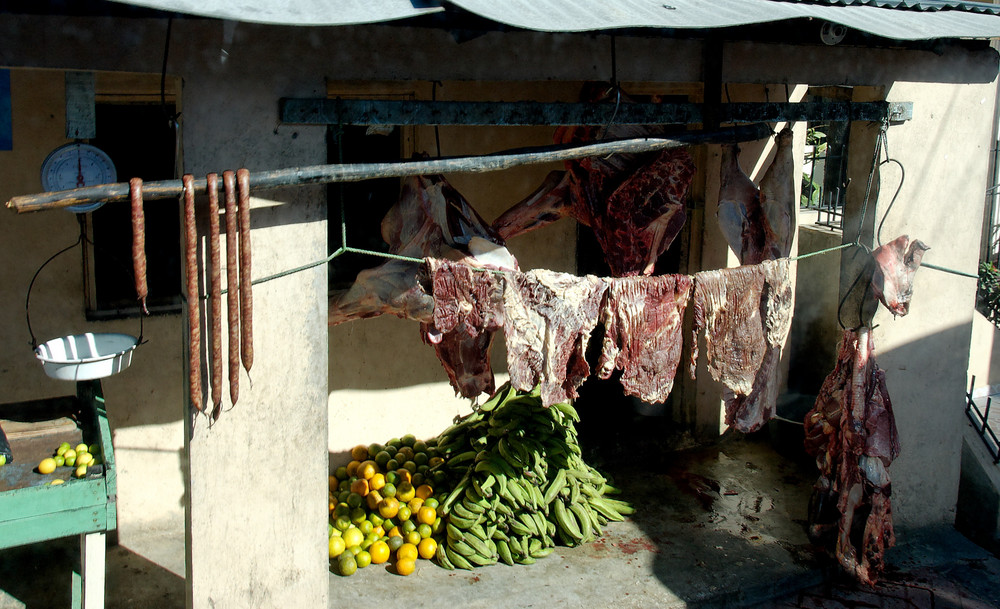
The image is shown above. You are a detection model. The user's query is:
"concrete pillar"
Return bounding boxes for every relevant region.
[178,41,329,608]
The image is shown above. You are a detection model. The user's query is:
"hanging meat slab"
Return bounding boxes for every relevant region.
[493,84,696,277]
[689,259,792,432]
[420,258,505,399]
[803,328,900,586]
[597,274,692,404]
[717,128,795,265]
[759,127,796,257]
[329,173,517,398]
[329,174,516,325]
[870,235,930,317]
[503,269,607,407]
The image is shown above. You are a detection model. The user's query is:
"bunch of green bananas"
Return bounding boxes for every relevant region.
[429,382,634,570]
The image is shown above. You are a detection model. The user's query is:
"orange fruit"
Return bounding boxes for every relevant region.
[369,473,386,491]
[369,540,390,564]
[397,542,419,562]
[415,484,434,500]
[328,476,340,492]
[397,482,416,503]
[329,536,346,558]
[387,525,402,539]
[417,506,437,526]
[346,460,361,477]
[417,537,437,560]
[396,469,412,485]
[358,461,377,481]
[396,505,412,522]
[407,497,425,513]
[378,497,400,519]
[350,478,370,497]
[350,445,369,461]
[395,557,416,576]
[404,530,421,546]
[342,527,364,549]
[365,490,384,511]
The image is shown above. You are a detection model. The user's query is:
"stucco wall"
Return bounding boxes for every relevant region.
[865,80,996,529]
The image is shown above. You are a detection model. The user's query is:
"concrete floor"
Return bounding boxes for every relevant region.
[1,432,997,608]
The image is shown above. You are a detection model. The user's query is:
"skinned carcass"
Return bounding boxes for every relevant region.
[493,84,696,277]
[717,128,796,265]
[870,235,930,317]
[803,327,900,586]
[329,174,517,398]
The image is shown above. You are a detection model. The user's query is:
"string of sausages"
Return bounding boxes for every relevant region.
[132,171,254,419]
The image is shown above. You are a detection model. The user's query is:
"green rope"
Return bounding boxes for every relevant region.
[919,262,978,279]
[790,242,855,262]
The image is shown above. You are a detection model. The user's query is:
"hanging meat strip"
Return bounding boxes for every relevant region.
[689,259,792,432]
[870,235,930,317]
[130,177,149,315]
[493,84,696,277]
[206,173,223,418]
[420,258,505,399]
[223,170,240,407]
[182,174,202,413]
[503,269,607,407]
[717,128,795,265]
[236,168,253,374]
[803,328,900,586]
[597,274,692,404]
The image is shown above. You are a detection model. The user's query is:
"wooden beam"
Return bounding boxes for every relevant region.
[7,122,772,214]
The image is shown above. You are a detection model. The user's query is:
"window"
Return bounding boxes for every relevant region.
[84,102,180,319]
[327,124,404,290]
[801,87,853,231]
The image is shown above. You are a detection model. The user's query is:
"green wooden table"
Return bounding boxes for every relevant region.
[0,380,117,608]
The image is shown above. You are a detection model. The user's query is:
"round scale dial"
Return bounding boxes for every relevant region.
[40,143,117,213]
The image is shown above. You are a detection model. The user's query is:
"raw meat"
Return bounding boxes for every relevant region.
[420,259,505,399]
[803,327,900,586]
[503,269,608,407]
[597,274,692,404]
[689,259,792,432]
[329,174,516,325]
[870,235,930,317]
[493,85,696,277]
[328,174,517,399]
[759,127,797,257]
[717,128,795,264]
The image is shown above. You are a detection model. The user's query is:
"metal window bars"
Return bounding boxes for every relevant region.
[966,375,1000,465]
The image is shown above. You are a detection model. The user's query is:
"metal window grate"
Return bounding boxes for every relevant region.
[966,376,1000,465]
[802,120,850,231]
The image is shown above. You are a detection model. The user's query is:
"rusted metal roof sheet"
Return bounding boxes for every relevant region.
[106,0,1000,40]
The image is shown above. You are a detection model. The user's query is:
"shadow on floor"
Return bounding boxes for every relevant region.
[0,536,184,609]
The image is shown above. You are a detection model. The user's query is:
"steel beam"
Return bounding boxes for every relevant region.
[280,98,913,127]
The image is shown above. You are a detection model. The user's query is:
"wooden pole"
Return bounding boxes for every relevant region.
[7,123,771,214]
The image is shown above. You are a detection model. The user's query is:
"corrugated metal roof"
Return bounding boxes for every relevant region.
[778,0,1000,14]
[449,0,1000,39]
[106,0,1000,40]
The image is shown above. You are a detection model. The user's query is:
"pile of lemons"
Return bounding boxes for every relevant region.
[329,435,447,576]
[37,442,102,484]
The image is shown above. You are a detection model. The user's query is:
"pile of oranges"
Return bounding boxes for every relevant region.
[328,434,448,576]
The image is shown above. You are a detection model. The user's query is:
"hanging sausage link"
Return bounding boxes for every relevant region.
[223,170,240,407]
[206,173,223,419]
[130,177,149,315]
[236,168,253,374]
[182,174,203,412]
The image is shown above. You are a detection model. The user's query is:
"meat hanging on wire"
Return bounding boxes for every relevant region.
[236,168,253,375]
[130,177,149,315]
[206,173,223,419]
[223,170,240,407]
[182,174,203,412]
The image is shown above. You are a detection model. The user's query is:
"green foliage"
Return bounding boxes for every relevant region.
[977,261,1000,325]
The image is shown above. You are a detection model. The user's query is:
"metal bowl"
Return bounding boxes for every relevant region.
[34,333,138,381]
